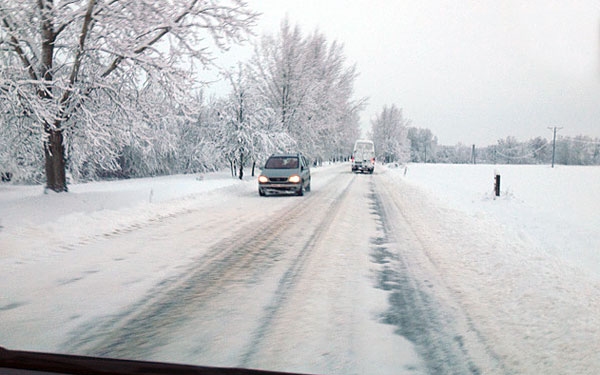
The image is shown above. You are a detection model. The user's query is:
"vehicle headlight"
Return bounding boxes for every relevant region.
[258,175,269,183]
[288,174,301,184]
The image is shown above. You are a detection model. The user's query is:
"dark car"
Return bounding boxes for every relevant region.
[258,154,311,196]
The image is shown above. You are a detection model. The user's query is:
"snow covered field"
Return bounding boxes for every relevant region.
[390,163,600,373]
[1,162,599,374]
[399,163,600,277]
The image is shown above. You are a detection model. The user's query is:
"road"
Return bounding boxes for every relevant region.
[55,163,504,374]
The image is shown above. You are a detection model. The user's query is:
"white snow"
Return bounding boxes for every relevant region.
[386,163,600,374]
[398,163,600,277]
[1,163,599,374]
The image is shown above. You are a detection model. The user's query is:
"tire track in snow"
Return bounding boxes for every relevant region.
[238,173,356,367]
[61,198,310,357]
[61,170,356,361]
[369,174,509,375]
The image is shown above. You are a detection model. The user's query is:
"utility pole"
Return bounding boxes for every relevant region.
[548,126,563,168]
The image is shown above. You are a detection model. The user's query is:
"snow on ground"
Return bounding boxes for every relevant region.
[396,163,600,277]
[0,170,252,352]
[0,171,253,261]
[0,165,340,353]
[0,171,235,234]
[1,162,599,373]
[384,163,600,374]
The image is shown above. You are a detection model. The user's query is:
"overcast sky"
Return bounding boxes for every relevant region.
[214,0,600,145]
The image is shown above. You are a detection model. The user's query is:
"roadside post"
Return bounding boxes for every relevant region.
[494,174,501,197]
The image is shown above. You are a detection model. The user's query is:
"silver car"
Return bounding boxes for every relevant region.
[258,153,311,196]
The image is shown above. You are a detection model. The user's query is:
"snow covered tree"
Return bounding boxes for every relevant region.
[248,19,362,161]
[217,64,292,179]
[0,0,257,191]
[407,127,437,163]
[174,91,223,174]
[495,136,530,164]
[0,112,44,183]
[555,135,600,165]
[527,136,550,164]
[371,105,409,163]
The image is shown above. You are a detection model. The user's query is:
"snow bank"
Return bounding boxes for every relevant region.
[384,163,600,374]
[0,172,242,259]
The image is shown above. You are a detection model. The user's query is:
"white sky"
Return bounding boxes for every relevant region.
[213,0,600,145]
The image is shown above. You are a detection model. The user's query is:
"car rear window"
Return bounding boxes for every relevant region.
[265,157,299,169]
[355,141,374,152]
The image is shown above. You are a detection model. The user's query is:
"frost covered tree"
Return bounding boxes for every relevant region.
[556,135,600,165]
[495,136,529,164]
[0,0,257,191]
[527,136,550,164]
[248,19,362,161]
[434,143,473,164]
[407,127,437,163]
[298,30,363,160]
[103,78,187,179]
[217,64,292,179]
[175,91,223,174]
[371,105,409,163]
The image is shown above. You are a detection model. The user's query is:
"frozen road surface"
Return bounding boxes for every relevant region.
[3,163,599,374]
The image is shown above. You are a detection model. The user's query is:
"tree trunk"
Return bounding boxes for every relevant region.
[44,128,68,192]
[238,152,244,180]
[251,161,256,177]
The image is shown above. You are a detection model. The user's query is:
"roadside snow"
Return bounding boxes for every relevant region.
[383,163,600,374]
[0,172,237,231]
[1,163,599,374]
[397,163,600,277]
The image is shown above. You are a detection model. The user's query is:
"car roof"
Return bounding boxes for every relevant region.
[268,153,302,158]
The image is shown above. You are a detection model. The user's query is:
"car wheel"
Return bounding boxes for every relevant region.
[297,183,304,196]
[306,180,311,192]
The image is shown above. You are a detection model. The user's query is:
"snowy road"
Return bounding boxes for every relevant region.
[54,164,434,374]
[3,163,599,374]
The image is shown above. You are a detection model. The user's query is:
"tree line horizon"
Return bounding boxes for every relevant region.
[406,128,600,166]
[1,2,597,191]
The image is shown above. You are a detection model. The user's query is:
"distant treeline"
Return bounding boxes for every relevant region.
[407,128,600,165]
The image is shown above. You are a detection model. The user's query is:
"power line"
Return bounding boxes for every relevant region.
[495,142,550,160]
[559,137,600,145]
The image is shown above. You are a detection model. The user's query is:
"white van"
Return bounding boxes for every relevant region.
[351,140,375,174]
